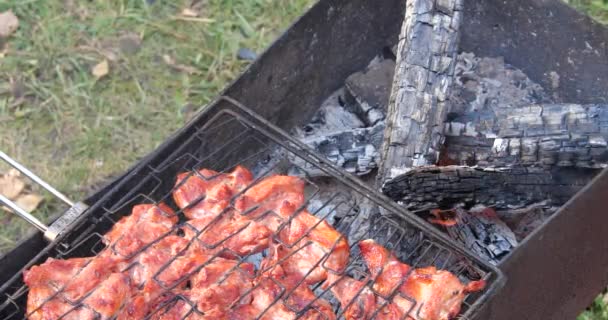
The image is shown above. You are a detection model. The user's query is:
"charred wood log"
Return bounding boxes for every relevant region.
[382,165,597,211]
[443,103,608,169]
[378,0,464,183]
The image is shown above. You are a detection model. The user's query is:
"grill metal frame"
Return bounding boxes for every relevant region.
[0,97,504,319]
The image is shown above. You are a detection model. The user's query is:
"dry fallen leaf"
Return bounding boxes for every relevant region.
[0,169,25,200]
[0,11,19,38]
[92,59,109,79]
[162,54,200,75]
[181,8,199,17]
[15,194,44,213]
[1,168,45,213]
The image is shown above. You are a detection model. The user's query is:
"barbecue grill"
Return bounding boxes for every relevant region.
[2,0,608,319]
[0,97,503,319]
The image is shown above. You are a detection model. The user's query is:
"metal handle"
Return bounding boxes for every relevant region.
[0,194,48,233]
[0,151,74,206]
[0,151,88,241]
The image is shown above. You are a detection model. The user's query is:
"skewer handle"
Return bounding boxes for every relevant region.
[0,151,87,241]
[0,151,74,206]
[0,194,48,233]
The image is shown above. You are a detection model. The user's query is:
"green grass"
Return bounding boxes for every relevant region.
[0,0,314,252]
[567,0,608,23]
[580,296,608,320]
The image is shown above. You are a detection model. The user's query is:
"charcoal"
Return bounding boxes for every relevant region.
[378,0,463,184]
[344,59,395,126]
[296,88,364,138]
[292,123,384,177]
[439,207,518,265]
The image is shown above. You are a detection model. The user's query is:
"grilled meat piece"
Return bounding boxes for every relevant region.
[183,211,271,258]
[229,277,296,320]
[279,277,336,319]
[24,258,89,320]
[263,241,328,286]
[24,255,118,307]
[262,239,338,286]
[175,166,273,258]
[26,299,98,320]
[25,216,169,320]
[114,235,212,319]
[247,195,349,285]
[323,271,441,320]
[24,257,132,320]
[81,273,133,319]
[323,273,377,320]
[104,203,178,259]
[260,251,336,320]
[358,239,409,299]
[281,203,350,279]
[125,235,208,297]
[173,166,253,220]
[358,239,400,278]
[359,239,486,320]
[131,259,255,320]
[189,259,256,313]
[150,294,226,320]
[399,266,485,320]
[234,175,306,217]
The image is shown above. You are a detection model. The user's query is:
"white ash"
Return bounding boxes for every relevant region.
[292,56,394,177]
[292,124,384,177]
[446,52,553,138]
[295,88,364,139]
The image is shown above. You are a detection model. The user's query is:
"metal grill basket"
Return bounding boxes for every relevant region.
[0,97,504,320]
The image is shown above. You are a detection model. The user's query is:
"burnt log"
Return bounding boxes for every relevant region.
[382,165,597,211]
[378,0,463,183]
[443,103,608,169]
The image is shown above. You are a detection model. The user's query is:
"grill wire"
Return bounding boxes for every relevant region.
[0,98,502,320]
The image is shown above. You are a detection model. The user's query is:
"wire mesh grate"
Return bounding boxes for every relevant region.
[0,97,503,320]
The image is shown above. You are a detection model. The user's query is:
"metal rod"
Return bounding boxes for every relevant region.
[0,151,74,206]
[0,194,48,233]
